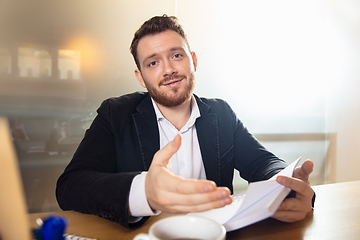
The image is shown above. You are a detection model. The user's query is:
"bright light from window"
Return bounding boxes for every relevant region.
[191,0,354,133]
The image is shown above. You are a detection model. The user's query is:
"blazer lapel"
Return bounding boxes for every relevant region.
[132,94,160,171]
[194,95,221,185]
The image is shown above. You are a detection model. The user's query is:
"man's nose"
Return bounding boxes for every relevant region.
[163,59,177,77]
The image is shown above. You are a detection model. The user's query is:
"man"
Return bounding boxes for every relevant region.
[56,15,315,229]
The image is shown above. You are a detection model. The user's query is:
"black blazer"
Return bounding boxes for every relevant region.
[56,92,286,228]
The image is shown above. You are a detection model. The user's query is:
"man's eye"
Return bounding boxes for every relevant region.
[173,53,182,59]
[149,61,157,67]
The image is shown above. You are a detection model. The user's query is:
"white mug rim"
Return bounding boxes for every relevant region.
[148,215,226,240]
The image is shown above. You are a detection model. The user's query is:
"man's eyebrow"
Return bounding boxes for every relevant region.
[169,47,185,52]
[143,53,157,65]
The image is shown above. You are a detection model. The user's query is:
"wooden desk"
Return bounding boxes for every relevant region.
[28,181,360,240]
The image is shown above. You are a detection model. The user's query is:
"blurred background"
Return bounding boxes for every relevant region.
[1,0,359,213]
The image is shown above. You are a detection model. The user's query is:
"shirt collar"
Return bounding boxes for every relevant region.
[151,95,201,130]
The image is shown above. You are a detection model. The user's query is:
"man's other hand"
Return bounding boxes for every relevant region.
[273,160,315,222]
[145,134,232,213]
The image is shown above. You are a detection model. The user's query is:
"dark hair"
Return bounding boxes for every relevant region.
[130,14,190,70]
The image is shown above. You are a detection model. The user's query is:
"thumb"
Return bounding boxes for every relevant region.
[294,160,314,181]
[301,160,314,177]
[152,134,182,167]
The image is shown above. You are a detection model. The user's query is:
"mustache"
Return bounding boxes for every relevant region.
[160,74,186,85]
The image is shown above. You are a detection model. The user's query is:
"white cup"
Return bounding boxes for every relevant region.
[133,215,226,240]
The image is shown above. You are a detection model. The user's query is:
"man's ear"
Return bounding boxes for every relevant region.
[135,69,146,88]
[191,51,198,72]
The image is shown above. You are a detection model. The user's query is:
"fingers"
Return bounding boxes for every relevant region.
[276,196,312,212]
[152,163,217,194]
[153,187,232,213]
[165,197,232,213]
[276,176,313,199]
[168,177,217,194]
[273,175,314,222]
[273,196,313,222]
[146,170,232,213]
[272,208,309,222]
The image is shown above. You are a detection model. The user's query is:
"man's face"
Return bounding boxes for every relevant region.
[135,30,197,108]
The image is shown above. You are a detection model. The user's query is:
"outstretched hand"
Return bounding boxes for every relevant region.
[145,134,232,213]
[273,160,315,222]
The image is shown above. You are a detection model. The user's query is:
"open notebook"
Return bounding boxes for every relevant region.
[188,158,300,232]
[0,117,31,240]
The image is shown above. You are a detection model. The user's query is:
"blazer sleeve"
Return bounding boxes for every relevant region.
[56,99,149,229]
[233,117,288,182]
[214,99,288,182]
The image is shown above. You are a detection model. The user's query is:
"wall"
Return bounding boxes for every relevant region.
[325,0,360,182]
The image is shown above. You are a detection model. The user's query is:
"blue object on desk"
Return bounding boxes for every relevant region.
[41,216,67,240]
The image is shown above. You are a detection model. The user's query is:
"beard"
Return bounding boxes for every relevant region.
[144,73,195,107]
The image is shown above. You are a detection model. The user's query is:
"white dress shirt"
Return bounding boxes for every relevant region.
[128,95,206,217]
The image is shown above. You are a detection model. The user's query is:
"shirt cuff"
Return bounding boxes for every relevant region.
[128,171,161,217]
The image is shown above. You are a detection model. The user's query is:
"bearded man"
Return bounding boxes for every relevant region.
[56,15,315,229]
